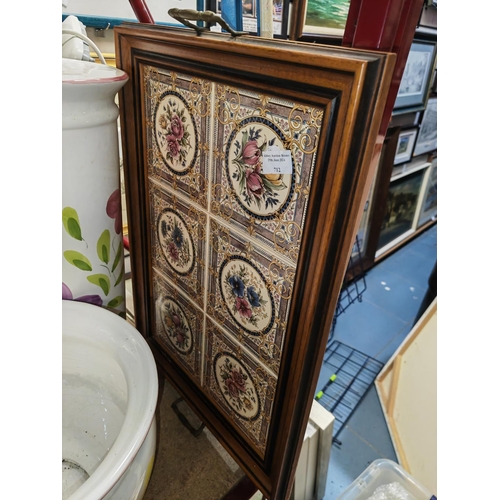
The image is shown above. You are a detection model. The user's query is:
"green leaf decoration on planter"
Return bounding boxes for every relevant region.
[107,295,124,308]
[87,274,110,296]
[64,250,92,271]
[112,241,123,273]
[114,266,124,287]
[97,230,111,264]
[62,207,83,241]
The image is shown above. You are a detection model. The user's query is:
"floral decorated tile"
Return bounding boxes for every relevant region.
[150,183,207,309]
[207,219,295,375]
[152,270,203,384]
[203,318,276,457]
[143,65,211,209]
[211,85,323,262]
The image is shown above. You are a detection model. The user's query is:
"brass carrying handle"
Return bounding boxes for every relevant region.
[168,8,247,37]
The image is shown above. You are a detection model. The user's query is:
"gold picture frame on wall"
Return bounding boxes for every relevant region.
[115,23,394,500]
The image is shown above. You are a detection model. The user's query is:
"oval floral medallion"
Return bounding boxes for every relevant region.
[155,91,197,175]
[226,117,295,219]
[219,256,274,336]
[214,352,260,421]
[158,209,195,275]
[160,297,193,355]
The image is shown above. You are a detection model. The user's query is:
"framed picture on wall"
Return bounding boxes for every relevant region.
[418,2,437,30]
[413,97,437,156]
[289,0,351,41]
[417,159,437,227]
[376,168,427,256]
[394,40,436,112]
[394,128,418,165]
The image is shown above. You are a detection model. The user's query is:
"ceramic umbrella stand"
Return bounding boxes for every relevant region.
[62,58,128,316]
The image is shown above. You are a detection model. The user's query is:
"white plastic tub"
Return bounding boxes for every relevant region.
[336,459,434,500]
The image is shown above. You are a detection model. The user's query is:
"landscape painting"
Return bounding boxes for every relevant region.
[304,0,351,36]
[377,170,425,251]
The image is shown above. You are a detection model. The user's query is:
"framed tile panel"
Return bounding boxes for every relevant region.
[115,24,394,500]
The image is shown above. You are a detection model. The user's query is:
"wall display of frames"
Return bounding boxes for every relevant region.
[393,40,436,113]
[413,97,437,156]
[115,24,394,500]
[289,0,351,42]
[207,0,290,38]
[394,128,418,165]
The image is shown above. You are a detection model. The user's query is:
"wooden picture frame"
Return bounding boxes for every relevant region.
[375,167,427,257]
[394,128,418,165]
[289,0,351,43]
[393,40,436,113]
[115,23,394,500]
[413,97,437,156]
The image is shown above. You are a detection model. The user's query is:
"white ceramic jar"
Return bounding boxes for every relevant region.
[62,58,128,316]
[62,300,158,500]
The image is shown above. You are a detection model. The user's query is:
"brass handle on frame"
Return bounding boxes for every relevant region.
[168,8,248,37]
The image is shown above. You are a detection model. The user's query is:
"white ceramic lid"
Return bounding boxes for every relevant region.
[62,57,128,85]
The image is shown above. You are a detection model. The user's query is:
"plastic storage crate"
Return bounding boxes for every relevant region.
[336,459,435,500]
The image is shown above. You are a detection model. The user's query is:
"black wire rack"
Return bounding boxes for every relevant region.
[326,235,367,349]
[316,341,384,445]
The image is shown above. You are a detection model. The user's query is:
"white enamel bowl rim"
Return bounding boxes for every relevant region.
[62,300,158,500]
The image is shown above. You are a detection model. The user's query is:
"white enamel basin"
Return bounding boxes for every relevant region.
[62,300,158,500]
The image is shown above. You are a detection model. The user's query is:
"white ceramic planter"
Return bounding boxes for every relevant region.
[62,58,128,316]
[62,300,158,500]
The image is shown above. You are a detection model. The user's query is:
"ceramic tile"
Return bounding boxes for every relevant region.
[362,270,426,324]
[343,386,398,460]
[404,233,437,259]
[152,269,203,384]
[331,299,407,360]
[211,85,322,261]
[374,323,413,364]
[149,183,207,309]
[324,426,388,500]
[378,249,435,291]
[143,66,211,208]
[203,318,277,458]
[207,218,295,374]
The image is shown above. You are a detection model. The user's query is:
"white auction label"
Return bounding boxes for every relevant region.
[261,146,293,174]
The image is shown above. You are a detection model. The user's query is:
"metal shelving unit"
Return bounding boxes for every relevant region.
[316,341,384,445]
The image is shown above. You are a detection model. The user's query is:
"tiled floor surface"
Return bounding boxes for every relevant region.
[318,223,437,499]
